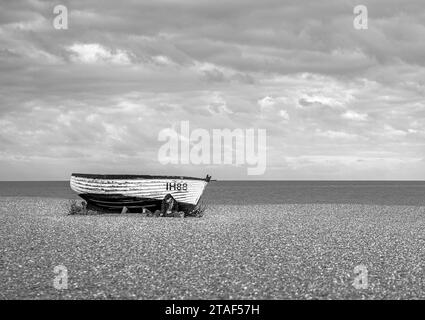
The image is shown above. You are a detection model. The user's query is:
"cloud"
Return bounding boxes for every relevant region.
[0,0,424,179]
[279,110,290,121]
[67,43,132,64]
[152,55,174,66]
[206,93,233,115]
[316,130,358,140]
[258,96,276,110]
[342,110,368,121]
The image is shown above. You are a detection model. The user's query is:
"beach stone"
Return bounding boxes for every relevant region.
[2,197,425,299]
[173,211,185,218]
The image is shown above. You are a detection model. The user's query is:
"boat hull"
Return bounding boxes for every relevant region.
[70,174,209,212]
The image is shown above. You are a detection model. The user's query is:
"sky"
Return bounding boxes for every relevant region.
[0,0,424,180]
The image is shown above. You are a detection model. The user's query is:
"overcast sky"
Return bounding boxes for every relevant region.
[0,0,424,180]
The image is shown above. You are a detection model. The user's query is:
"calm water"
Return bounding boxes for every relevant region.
[0,181,425,206]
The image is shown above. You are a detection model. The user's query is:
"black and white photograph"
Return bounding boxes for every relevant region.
[0,0,424,307]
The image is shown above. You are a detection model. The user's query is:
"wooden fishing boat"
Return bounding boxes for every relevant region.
[70,173,211,212]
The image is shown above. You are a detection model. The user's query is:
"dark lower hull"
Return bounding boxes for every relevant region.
[79,193,195,213]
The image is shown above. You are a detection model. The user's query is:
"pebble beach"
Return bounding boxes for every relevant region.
[1,196,424,299]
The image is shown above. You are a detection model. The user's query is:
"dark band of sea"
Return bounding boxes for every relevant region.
[1,180,424,206]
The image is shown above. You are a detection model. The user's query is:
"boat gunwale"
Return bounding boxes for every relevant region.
[71,173,210,182]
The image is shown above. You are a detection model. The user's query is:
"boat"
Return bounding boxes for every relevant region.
[70,173,211,213]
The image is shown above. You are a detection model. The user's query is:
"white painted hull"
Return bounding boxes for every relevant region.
[70,174,209,206]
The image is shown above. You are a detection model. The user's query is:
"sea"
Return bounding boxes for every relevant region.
[0,181,425,206]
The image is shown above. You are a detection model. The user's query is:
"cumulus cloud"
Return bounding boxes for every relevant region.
[342,110,368,121]
[258,96,276,110]
[67,43,132,64]
[279,110,290,121]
